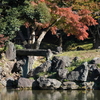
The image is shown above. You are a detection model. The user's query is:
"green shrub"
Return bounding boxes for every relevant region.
[63,41,77,51]
[15,44,24,50]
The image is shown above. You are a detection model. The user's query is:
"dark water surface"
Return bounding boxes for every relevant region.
[0,88,100,100]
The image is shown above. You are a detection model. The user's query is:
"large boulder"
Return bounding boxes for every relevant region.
[67,62,89,82]
[27,60,52,78]
[51,59,66,72]
[5,42,16,61]
[6,77,17,87]
[61,82,79,90]
[56,68,69,80]
[37,77,61,89]
[51,56,71,72]
[12,57,29,77]
[88,68,100,81]
[18,77,34,88]
[87,64,100,82]
[95,69,100,82]
[0,76,16,87]
[80,82,94,90]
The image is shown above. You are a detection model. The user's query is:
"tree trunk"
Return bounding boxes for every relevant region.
[26,27,30,44]
[18,31,28,46]
[34,17,62,49]
[90,24,100,49]
[59,34,62,47]
[35,31,47,49]
[29,30,36,49]
[31,31,36,44]
[93,36,100,49]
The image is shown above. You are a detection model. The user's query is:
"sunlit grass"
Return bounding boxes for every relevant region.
[57,49,100,61]
[67,43,93,51]
[32,57,46,68]
[33,42,100,69]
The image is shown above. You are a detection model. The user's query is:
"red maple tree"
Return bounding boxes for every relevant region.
[35,0,98,40]
[24,0,98,49]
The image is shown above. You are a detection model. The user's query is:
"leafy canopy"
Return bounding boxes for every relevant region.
[0,0,51,40]
[31,0,98,40]
[0,0,99,41]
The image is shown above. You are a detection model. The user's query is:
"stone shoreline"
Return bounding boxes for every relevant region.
[1,52,100,90]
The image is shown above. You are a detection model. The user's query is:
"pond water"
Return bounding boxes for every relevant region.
[0,88,100,100]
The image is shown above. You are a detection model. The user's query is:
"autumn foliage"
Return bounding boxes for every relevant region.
[0,35,8,48]
[52,6,98,40]
[30,0,98,40]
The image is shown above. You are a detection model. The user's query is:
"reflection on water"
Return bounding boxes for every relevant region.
[0,88,100,100]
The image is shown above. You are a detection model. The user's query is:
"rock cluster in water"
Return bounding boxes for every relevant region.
[1,42,100,90]
[1,51,100,90]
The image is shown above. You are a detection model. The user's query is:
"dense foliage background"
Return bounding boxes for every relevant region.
[0,0,100,49]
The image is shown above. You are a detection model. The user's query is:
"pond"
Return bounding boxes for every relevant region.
[0,88,100,100]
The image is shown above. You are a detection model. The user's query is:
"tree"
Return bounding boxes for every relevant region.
[71,0,100,48]
[0,0,24,40]
[0,0,51,48]
[27,0,98,49]
[0,0,99,49]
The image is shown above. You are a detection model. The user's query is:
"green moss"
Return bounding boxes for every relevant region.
[29,77,34,80]
[37,72,47,77]
[97,64,100,68]
[63,79,69,82]
[67,66,76,72]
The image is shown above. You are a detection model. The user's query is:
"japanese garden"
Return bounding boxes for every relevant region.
[0,0,100,100]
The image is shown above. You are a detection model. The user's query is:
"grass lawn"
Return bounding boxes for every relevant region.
[58,49,100,61]
[33,49,100,68]
[32,41,100,68]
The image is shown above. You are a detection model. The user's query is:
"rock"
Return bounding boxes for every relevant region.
[0,67,3,80]
[73,57,80,62]
[32,80,40,89]
[61,82,79,90]
[5,42,16,61]
[39,60,52,72]
[88,68,100,81]
[89,57,100,64]
[56,68,69,79]
[77,47,84,51]
[0,67,3,74]
[0,76,17,88]
[51,59,66,72]
[0,79,7,87]
[12,57,28,77]
[95,70,100,82]
[27,60,52,78]
[46,49,53,60]
[88,64,97,71]
[51,56,71,72]
[18,77,34,88]
[87,64,100,81]
[52,56,71,68]
[6,77,17,88]
[67,62,89,82]
[80,82,94,90]
[56,46,62,53]
[27,56,34,72]
[37,77,61,89]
